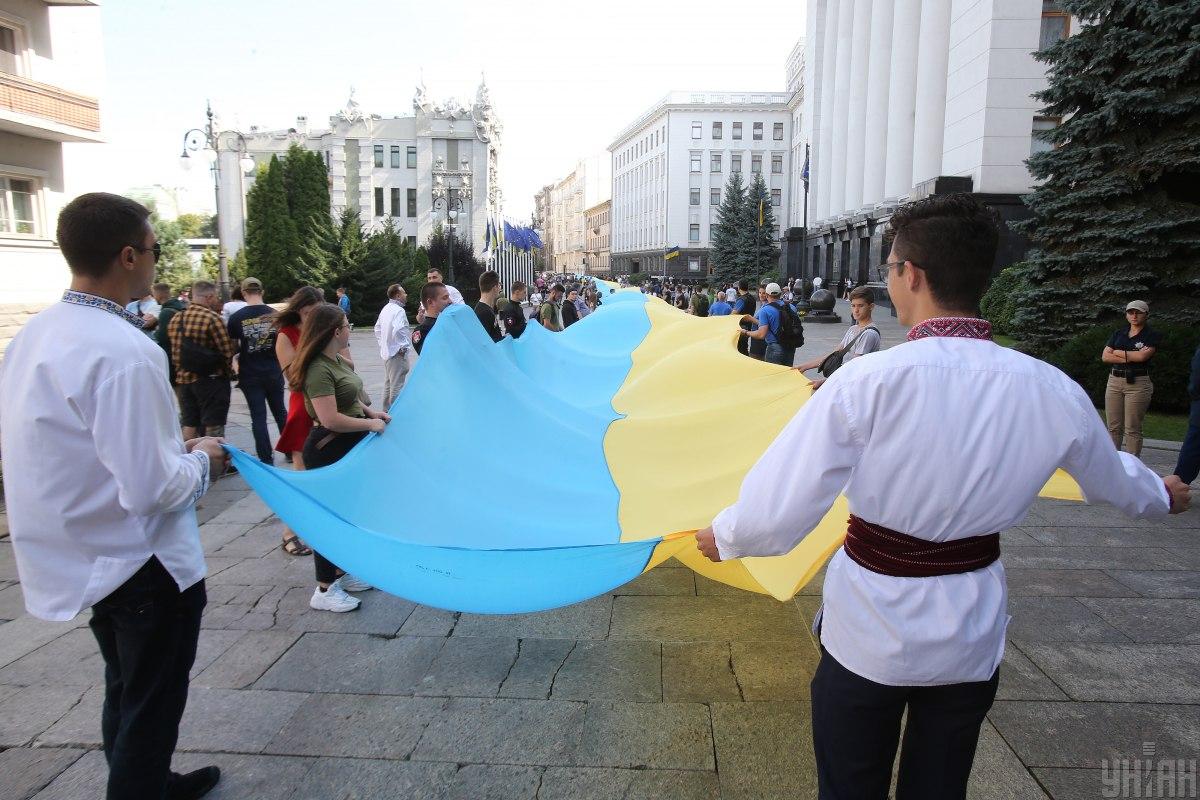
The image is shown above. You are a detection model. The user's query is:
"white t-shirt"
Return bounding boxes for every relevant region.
[836,323,882,362]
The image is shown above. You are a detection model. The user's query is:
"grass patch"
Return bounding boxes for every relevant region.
[1091,408,1188,442]
[994,334,1018,349]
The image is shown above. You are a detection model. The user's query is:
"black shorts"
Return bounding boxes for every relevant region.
[178,377,231,428]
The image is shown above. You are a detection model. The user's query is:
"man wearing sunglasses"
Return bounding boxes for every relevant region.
[0,193,227,799]
[696,193,1189,799]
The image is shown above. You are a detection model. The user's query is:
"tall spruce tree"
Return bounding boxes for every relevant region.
[244,156,302,297]
[322,206,368,292]
[339,219,411,325]
[711,171,750,285]
[424,223,483,304]
[283,145,335,286]
[746,171,782,280]
[1009,0,1200,354]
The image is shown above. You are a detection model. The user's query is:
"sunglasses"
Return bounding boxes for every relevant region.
[129,242,162,264]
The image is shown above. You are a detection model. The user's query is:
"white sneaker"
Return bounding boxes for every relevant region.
[309,585,360,612]
[335,574,372,593]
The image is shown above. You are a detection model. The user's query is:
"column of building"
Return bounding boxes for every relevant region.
[884,0,922,201]
[861,0,894,207]
[815,0,840,222]
[842,0,873,212]
[828,0,856,219]
[911,0,953,187]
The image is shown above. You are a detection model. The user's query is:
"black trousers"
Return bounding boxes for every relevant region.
[238,373,287,464]
[302,426,368,584]
[810,648,999,800]
[89,557,206,800]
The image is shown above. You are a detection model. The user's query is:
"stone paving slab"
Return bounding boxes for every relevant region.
[730,639,820,701]
[0,684,89,747]
[608,595,807,641]
[1006,597,1131,644]
[255,631,444,695]
[710,701,816,800]
[661,641,743,703]
[996,644,1069,702]
[988,701,1200,768]
[1005,568,1141,598]
[452,596,613,640]
[1106,569,1200,598]
[414,635,519,697]
[550,640,662,702]
[539,766,720,800]
[1002,545,1185,571]
[1018,642,1200,702]
[1078,597,1200,643]
[575,701,714,770]
[411,697,585,766]
[264,692,445,760]
[288,757,456,800]
[497,638,576,699]
[0,746,87,800]
[192,630,303,689]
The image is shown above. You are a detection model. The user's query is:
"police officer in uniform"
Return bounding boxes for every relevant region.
[412,282,450,356]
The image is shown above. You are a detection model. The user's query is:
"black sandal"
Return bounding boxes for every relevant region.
[281,535,312,556]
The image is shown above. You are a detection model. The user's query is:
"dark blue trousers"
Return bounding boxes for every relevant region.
[238,373,287,464]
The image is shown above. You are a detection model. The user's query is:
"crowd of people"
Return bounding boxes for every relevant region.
[0,190,1196,800]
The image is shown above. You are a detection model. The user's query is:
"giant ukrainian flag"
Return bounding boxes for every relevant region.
[227,291,1083,614]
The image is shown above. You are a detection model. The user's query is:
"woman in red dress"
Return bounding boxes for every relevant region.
[273,287,329,555]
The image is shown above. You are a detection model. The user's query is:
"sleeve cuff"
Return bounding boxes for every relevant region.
[712,505,742,561]
[190,450,211,507]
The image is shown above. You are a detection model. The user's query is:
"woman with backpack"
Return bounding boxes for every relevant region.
[795,286,882,389]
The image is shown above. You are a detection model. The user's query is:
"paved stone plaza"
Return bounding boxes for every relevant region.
[1,299,1196,799]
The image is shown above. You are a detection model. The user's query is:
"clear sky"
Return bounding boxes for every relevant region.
[84,0,804,221]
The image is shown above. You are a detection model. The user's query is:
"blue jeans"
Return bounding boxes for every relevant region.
[765,342,796,366]
[1175,399,1200,484]
[238,373,287,464]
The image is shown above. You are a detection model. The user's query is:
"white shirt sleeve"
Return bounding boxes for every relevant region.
[90,360,210,517]
[712,379,863,560]
[1061,384,1170,517]
[448,285,465,305]
[391,307,412,350]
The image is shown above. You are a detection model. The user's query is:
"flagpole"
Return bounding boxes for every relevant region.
[802,143,810,292]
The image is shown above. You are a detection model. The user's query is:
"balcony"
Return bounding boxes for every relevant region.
[0,72,101,142]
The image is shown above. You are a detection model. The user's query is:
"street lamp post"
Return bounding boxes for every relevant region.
[179,101,255,301]
[430,188,469,286]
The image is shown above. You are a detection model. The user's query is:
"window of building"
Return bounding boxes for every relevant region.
[0,175,37,235]
[732,154,742,173]
[772,154,783,173]
[688,255,700,273]
[690,152,702,172]
[390,145,400,169]
[1030,116,1060,155]
[374,186,384,216]
[691,121,702,139]
[771,189,782,206]
[406,146,417,168]
[732,122,742,140]
[751,154,762,173]
[690,188,700,206]
[408,235,417,246]
[407,188,417,217]
[0,23,23,76]
[373,145,384,168]
[711,153,722,172]
[689,223,700,242]
[753,122,764,140]
[1040,1,1070,49]
[773,122,784,141]
[390,187,401,217]
[710,188,721,205]
[712,121,723,140]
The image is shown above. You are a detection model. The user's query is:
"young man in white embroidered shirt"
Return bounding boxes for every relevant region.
[694,194,1190,800]
[0,193,230,800]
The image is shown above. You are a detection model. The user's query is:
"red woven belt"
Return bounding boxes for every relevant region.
[843,514,1000,578]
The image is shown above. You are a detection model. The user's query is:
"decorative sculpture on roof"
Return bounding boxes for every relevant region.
[337,87,366,124]
[414,80,432,114]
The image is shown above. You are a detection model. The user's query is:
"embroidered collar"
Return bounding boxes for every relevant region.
[62,290,147,329]
[906,317,993,342]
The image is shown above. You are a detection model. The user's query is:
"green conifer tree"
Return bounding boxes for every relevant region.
[282,145,335,286]
[746,171,782,281]
[1009,0,1200,354]
[711,171,749,285]
[244,156,302,297]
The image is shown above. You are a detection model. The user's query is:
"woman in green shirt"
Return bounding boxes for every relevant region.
[286,303,391,612]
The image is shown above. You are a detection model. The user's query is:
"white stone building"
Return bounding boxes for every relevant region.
[545,153,610,274]
[800,0,1074,287]
[226,81,502,262]
[585,199,611,276]
[609,91,793,279]
[0,0,102,354]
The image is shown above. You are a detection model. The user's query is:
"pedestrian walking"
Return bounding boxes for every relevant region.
[227,277,288,465]
[168,280,236,440]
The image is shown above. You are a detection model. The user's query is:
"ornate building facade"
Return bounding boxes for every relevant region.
[225,80,503,259]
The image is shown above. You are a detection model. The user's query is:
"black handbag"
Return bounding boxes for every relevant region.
[179,338,224,375]
[819,326,878,377]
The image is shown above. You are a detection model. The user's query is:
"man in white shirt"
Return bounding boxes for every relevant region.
[695,194,1190,799]
[0,193,229,800]
[416,267,464,323]
[374,283,412,408]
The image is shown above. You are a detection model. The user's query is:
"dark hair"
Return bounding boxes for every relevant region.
[511,280,526,293]
[230,285,244,302]
[887,193,999,312]
[285,303,345,392]
[387,283,404,299]
[152,282,170,293]
[273,285,325,329]
[849,286,875,304]
[421,281,446,306]
[738,279,749,291]
[427,267,443,278]
[336,286,347,292]
[479,270,499,294]
[56,193,152,280]
[551,283,564,293]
